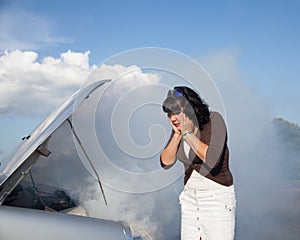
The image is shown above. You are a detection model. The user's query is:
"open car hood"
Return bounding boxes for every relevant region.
[0,79,111,186]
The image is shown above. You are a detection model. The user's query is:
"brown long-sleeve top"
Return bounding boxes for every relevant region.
[161,111,233,187]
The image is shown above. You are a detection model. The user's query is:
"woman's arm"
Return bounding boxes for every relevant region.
[160,131,181,167]
[203,112,227,169]
[160,117,182,167]
[184,133,208,161]
[182,112,227,169]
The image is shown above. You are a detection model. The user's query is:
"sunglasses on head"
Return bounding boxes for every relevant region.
[172,89,183,98]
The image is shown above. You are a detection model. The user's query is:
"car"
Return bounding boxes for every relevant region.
[0,79,151,240]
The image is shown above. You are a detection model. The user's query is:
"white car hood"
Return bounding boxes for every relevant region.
[0,79,111,186]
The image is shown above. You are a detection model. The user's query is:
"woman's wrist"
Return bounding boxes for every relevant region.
[181,130,194,140]
[173,132,182,141]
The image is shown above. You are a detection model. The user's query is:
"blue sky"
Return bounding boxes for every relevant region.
[0,0,300,158]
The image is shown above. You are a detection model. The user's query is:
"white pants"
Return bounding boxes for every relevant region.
[179,172,236,240]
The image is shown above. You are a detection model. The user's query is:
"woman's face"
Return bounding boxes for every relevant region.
[167,111,184,130]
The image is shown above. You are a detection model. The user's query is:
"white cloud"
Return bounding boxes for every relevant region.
[0,50,161,117]
[0,8,67,50]
[0,50,96,116]
[84,63,160,89]
[60,50,91,69]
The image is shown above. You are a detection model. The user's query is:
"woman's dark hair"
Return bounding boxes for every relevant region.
[162,86,210,130]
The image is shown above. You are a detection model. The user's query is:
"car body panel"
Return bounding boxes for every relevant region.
[0,205,127,240]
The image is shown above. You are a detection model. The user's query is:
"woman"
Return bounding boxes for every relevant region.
[160,86,236,240]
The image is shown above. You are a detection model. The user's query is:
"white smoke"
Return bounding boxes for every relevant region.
[2,48,298,240]
[68,61,180,239]
[201,49,298,239]
[67,175,181,240]
[67,48,298,239]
